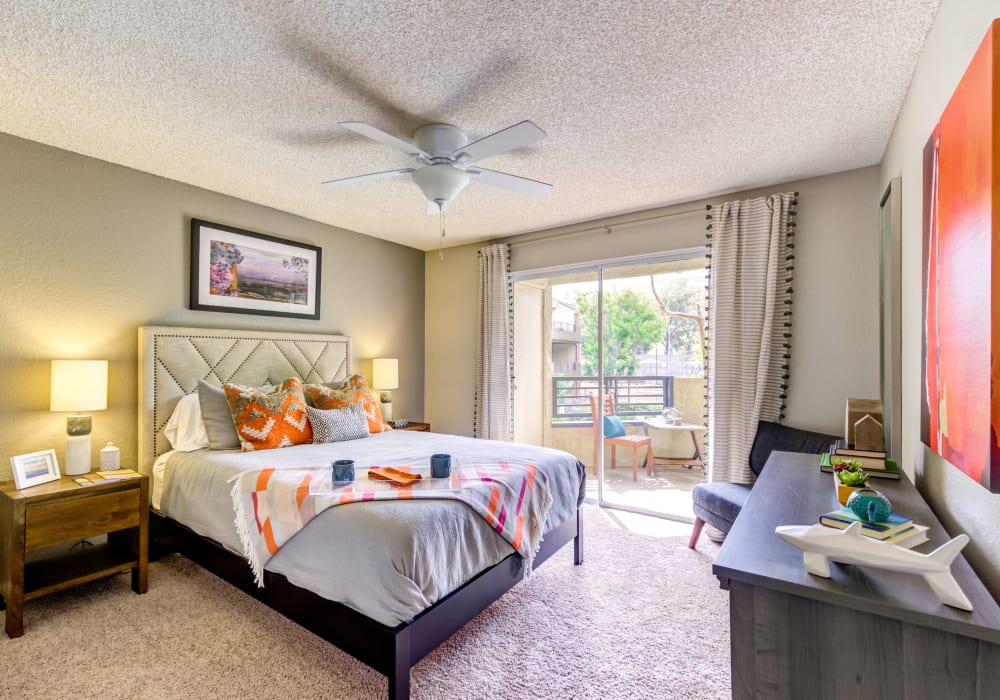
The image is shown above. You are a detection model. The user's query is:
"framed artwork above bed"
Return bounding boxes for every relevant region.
[190,218,321,320]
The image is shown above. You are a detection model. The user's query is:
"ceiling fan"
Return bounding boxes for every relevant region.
[322,120,552,212]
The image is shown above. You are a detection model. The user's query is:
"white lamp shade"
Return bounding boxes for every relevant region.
[372,358,399,390]
[50,360,108,412]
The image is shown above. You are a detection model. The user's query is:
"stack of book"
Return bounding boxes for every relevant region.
[819,507,929,548]
[820,440,901,479]
[832,446,887,469]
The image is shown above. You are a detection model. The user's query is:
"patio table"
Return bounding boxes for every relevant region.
[641,418,706,473]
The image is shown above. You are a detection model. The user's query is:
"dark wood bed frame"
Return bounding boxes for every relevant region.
[150,507,582,699]
[138,327,583,698]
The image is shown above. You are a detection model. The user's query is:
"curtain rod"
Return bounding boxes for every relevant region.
[509,205,707,248]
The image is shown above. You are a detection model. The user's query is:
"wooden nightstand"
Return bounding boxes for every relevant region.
[398,422,430,432]
[0,472,149,638]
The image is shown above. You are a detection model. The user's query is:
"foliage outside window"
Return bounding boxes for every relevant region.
[575,288,665,376]
[566,271,706,380]
[550,267,707,424]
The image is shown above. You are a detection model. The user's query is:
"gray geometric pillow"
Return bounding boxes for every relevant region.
[307,403,370,443]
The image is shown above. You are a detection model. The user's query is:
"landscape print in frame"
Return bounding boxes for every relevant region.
[921,20,1000,492]
[190,219,321,320]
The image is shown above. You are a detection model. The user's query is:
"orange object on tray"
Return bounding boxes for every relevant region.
[368,467,423,486]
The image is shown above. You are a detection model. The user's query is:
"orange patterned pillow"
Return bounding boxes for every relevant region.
[304,373,392,434]
[223,378,313,451]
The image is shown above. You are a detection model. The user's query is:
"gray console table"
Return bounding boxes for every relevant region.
[713,451,1000,699]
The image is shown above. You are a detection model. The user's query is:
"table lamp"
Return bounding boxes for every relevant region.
[372,358,398,421]
[50,360,108,475]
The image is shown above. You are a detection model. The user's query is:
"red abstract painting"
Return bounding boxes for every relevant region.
[921,21,1000,492]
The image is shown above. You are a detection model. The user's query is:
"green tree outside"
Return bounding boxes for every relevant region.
[575,288,667,376]
[651,273,706,375]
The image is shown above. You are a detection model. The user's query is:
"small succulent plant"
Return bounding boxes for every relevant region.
[833,458,868,486]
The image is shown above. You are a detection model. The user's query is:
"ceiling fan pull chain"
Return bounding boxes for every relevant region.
[438,207,446,260]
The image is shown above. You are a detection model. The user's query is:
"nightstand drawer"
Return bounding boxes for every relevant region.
[25,489,140,552]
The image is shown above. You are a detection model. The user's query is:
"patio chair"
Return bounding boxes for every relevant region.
[688,421,837,547]
[589,394,652,482]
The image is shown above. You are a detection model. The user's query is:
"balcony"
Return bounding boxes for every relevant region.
[552,375,674,423]
[552,320,582,344]
[542,375,706,518]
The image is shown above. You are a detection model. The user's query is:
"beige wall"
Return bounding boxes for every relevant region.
[426,165,882,439]
[513,282,544,445]
[880,2,1000,594]
[0,133,425,479]
[424,242,480,436]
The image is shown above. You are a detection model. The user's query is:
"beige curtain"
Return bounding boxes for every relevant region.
[475,243,514,441]
[706,192,797,483]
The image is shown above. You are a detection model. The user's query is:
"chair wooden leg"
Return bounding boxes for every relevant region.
[631,446,638,481]
[593,439,598,476]
[688,517,705,549]
[611,445,617,469]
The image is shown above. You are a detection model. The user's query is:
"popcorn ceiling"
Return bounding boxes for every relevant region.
[0,0,939,250]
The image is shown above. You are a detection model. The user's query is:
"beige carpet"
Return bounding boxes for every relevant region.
[0,505,730,699]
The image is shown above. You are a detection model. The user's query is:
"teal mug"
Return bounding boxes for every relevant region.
[431,454,451,478]
[332,459,355,485]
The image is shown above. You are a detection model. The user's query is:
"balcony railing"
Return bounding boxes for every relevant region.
[552,321,582,344]
[552,375,674,422]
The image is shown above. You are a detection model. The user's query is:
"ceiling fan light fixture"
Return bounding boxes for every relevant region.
[324,120,551,213]
[411,164,470,207]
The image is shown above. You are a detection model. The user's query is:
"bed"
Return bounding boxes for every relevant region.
[138,325,584,699]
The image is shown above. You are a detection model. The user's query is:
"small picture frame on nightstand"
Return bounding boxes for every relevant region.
[10,449,60,489]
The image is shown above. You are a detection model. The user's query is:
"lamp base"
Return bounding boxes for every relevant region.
[64,434,91,475]
[378,390,393,421]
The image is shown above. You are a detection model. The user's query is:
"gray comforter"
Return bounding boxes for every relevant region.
[159,430,585,626]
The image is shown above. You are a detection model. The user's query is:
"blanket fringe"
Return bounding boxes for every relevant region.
[229,474,266,587]
[522,486,553,579]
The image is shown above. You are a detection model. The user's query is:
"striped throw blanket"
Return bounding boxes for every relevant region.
[230,462,553,586]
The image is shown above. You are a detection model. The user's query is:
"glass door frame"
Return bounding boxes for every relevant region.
[511,247,706,523]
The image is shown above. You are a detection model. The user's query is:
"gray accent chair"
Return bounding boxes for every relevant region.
[688,421,837,547]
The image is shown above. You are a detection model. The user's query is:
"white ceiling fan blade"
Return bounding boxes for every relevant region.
[456,121,546,164]
[339,121,428,158]
[322,168,414,186]
[467,167,552,197]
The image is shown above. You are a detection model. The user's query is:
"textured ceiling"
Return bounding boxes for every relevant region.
[0,1,939,251]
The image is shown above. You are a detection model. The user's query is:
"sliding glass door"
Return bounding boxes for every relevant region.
[513,250,707,521]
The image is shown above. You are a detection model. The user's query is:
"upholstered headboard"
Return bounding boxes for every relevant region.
[138,325,352,474]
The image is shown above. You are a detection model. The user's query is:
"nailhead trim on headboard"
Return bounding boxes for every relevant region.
[139,327,352,475]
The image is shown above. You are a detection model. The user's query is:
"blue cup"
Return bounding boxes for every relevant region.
[332,459,355,485]
[431,454,451,478]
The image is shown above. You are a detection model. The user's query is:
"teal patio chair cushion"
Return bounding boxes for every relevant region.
[603,415,627,438]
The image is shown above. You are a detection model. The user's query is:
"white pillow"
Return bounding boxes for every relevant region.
[163,393,210,452]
